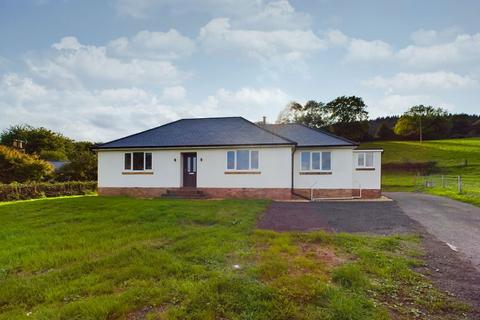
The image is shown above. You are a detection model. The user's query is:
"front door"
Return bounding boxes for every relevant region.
[182,153,197,187]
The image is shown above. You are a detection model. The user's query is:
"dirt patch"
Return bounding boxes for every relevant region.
[125,305,167,320]
[299,243,346,268]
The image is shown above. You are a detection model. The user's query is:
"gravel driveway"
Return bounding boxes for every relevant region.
[387,192,480,271]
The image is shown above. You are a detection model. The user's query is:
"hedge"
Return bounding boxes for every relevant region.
[0,181,97,202]
[382,161,438,174]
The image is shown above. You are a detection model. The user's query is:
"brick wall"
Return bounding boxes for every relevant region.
[98,187,381,200]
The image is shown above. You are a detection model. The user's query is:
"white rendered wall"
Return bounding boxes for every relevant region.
[98,146,292,189]
[293,148,354,189]
[97,150,181,188]
[196,147,291,188]
[352,150,382,189]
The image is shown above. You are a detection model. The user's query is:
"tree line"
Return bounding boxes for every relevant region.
[0,125,97,184]
[277,96,480,142]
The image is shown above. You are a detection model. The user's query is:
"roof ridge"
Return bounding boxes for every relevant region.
[293,123,358,145]
[240,117,297,145]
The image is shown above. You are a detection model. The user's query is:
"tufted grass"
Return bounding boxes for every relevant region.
[0,196,469,319]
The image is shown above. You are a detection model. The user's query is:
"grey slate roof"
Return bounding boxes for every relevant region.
[260,123,358,147]
[96,117,294,149]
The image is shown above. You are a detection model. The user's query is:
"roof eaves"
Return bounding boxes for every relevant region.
[93,142,296,150]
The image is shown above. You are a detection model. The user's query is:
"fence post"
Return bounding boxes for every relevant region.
[458,176,462,193]
[441,175,445,188]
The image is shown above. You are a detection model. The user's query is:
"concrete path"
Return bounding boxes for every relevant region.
[386,192,480,271]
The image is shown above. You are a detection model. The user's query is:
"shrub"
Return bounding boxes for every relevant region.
[0,145,54,183]
[0,181,97,201]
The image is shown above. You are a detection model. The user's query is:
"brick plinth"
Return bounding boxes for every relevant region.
[199,188,292,200]
[98,187,381,200]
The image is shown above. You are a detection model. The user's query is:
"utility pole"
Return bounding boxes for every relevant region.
[419,116,422,143]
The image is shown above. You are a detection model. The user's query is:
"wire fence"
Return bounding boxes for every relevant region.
[416,175,480,194]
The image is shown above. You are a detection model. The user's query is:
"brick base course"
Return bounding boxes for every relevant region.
[98,187,381,200]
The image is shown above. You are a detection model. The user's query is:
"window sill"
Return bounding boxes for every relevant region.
[356,168,375,171]
[224,171,261,175]
[122,171,154,175]
[299,171,332,175]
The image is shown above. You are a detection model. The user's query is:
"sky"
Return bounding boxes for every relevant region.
[1,0,480,142]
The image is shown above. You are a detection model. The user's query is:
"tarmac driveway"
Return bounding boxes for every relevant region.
[257,200,416,234]
[386,192,480,271]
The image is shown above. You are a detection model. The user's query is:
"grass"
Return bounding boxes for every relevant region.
[0,196,469,319]
[362,138,480,205]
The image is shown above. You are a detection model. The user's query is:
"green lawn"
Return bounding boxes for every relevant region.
[362,138,480,206]
[0,196,468,319]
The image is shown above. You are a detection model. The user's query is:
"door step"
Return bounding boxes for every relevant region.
[161,189,207,199]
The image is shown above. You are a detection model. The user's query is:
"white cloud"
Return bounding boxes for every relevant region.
[410,27,462,46]
[26,36,187,89]
[398,32,480,67]
[363,71,477,93]
[324,29,393,62]
[0,73,180,141]
[366,94,454,118]
[199,18,325,68]
[0,73,289,140]
[114,0,157,19]
[188,87,290,122]
[107,29,195,60]
[346,39,393,62]
[162,86,187,101]
[114,0,310,30]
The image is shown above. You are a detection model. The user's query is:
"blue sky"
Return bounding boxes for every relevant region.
[1,0,479,141]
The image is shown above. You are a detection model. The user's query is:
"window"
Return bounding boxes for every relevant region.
[226,150,259,170]
[300,151,332,171]
[357,152,374,168]
[124,152,152,171]
[251,151,259,169]
[227,151,235,170]
[236,150,249,170]
[145,153,152,170]
[124,153,131,170]
[301,152,310,171]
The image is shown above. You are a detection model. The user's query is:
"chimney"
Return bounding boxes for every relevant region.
[262,116,266,124]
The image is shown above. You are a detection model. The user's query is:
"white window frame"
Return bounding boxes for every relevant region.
[300,151,332,172]
[356,152,374,168]
[124,152,153,171]
[226,150,260,171]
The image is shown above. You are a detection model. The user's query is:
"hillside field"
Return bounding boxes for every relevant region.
[361,138,480,206]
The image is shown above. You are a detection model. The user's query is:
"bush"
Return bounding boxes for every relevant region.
[0,145,54,183]
[0,181,97,202]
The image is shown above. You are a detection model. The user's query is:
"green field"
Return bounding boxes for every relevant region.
[0,197,467,319]
[362,138,480,206]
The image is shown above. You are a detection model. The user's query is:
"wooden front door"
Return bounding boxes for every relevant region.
[182,153,197,187]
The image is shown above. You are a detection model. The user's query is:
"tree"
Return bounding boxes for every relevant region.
[394,105,451,141]
[375,122,397,140]
[0,124,73,160]
[0,145,54,183]
[324,96,369,141]
[276,100,328,128]
[56,151,97,181]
